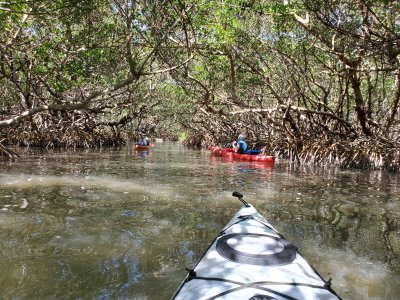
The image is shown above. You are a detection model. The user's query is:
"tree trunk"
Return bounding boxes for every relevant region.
[348,68,371,136]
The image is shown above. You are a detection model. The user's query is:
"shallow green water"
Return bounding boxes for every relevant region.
[0,142,399,299]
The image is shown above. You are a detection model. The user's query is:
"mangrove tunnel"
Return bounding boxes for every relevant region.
[1,0,400,171]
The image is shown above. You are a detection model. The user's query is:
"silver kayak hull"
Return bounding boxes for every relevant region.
[172,204,341,300]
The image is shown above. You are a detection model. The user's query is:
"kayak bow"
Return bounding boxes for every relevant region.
[172,192,341,300]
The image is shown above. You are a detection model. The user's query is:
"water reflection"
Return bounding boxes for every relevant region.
[0,143,399,299]
[179,242,194,266]
[98,254,142,299]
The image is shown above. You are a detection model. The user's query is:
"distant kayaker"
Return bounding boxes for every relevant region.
[138,132,150,146]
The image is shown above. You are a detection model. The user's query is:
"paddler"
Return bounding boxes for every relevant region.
[235,134,262,155]
[138,131,150,146]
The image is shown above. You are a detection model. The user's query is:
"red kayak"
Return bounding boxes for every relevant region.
[210,146,275,163]
[135,144,153,151]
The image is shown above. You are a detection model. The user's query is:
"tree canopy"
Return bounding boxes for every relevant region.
[1,0,400,170]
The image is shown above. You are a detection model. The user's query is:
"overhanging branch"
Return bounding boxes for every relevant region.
[0,75,136,128]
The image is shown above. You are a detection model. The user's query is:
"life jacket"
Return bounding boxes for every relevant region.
[237,140,247,154]
[138,137,149,146]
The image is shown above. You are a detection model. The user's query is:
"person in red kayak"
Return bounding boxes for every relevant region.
[235,134,261,155]
[235,134,247,154]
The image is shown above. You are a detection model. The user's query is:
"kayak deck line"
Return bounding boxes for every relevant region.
[203,282,299,300]
[194,278,336,300]
[172,192,342,300]
[188,276,335,290]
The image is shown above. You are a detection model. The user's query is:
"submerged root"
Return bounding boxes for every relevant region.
[0,140,19,159]
[3,123,400,171]
[197,133,400,171]
[273,137,400,172]
[1,125,127,148]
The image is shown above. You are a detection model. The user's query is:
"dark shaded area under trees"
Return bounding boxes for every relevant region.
[1,0,400,171]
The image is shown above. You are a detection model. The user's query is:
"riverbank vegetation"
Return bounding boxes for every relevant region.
[1,0,400,171]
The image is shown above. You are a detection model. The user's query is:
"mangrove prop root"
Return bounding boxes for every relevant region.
[0,141,19,159]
